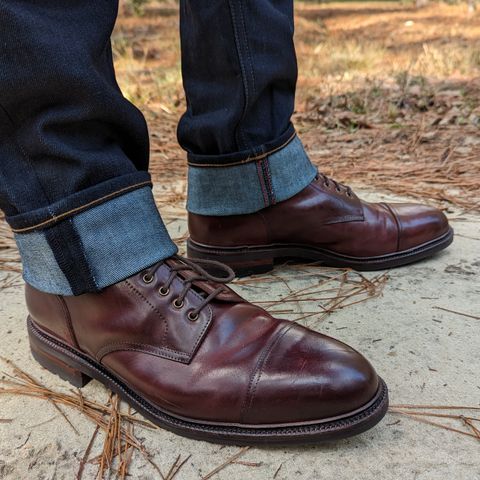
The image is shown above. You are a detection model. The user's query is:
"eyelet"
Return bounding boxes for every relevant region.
[142,273,154,284]
[173,298,184,309]
[324,181,330,188]
[187,311,199,322]
[158,286,170,296]
[336,187,342,193]
[346,191,353,198]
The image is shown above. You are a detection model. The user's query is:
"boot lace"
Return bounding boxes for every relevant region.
[141,256,235,321]
[317,173,353,197]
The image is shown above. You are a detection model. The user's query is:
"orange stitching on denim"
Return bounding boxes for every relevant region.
[11,181,152,234]
[187,132,297,168]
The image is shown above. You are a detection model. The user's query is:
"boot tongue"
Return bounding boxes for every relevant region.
[164,257,244,303]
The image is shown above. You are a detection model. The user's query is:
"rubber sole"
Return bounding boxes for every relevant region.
[187,227,454,276]
[28,317,389,446]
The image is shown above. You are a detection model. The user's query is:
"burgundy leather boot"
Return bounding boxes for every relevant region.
[188,174,453,275]
[27,256,388,445]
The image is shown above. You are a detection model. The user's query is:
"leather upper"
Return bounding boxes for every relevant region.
[188,175,450,257]
[26,257,379,425]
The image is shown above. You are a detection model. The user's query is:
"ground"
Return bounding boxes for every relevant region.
[0,2,479,479]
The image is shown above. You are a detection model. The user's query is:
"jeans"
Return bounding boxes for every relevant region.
[0,1,317,295]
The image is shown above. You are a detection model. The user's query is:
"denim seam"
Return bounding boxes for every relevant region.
[227,1,249,149]
[43,218,98,294]
[255,161,269,208]
[238,0,256,100]
[11,180,152,233]
[73,219,99,291]
[187,135,317,216]
[261,158,275,205]
[227,0,254,151]
[187,131,297,168]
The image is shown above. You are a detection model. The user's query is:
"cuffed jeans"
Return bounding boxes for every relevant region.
[0,0,317,296]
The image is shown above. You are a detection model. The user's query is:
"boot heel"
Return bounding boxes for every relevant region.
[230,258,274,277]
[29,324,91,388]
[187,239,274,277]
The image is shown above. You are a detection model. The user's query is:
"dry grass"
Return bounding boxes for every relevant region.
[0,1,479,477]
[389,404,480,440]
[1,1,479,278]
[232,265,388,327]
[0,357,170,479]
[112,1,480,214]
[1,358,478,479]
[0,358,260,479]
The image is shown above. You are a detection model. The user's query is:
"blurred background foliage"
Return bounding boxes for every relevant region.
[113,0,480,212]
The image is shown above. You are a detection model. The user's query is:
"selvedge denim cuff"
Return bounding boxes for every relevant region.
[14,187,177,295]
[187,135,318,215]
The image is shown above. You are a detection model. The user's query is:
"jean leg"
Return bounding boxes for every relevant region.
[0,1,177,295]
[178,0,317,215]
[178,0,297,162]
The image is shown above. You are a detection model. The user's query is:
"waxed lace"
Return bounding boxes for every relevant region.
[141,256,235,320]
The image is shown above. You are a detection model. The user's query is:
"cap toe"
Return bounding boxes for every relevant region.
[388,203,449,251]
[242,324,380,425]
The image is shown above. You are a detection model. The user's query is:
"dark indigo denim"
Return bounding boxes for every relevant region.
[0,1,150,227]
[0,1,177,295]
[179,0,317,214]
[187,137,317,215]
[0,0,316,295]
[178,0,298,165]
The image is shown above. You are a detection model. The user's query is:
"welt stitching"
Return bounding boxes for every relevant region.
[187,132,297,167]
[240,323,293,422]
[31,321,388,434]
[11,180,152,233]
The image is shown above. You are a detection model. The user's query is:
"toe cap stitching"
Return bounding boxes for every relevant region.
[240,322,294,423]
[382,203,402,252]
